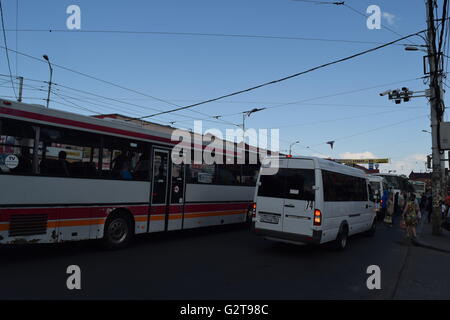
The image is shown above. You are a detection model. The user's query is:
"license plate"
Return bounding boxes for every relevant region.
[260,213,280,224]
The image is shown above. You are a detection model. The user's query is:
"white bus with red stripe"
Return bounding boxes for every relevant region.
[0,99,260,247]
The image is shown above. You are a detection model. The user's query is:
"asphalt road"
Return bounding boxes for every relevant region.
[0,219,410,299]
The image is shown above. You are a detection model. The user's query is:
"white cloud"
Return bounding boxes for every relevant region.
[339,151,377,159]
[382,12,396,26]
[382,154,428,176]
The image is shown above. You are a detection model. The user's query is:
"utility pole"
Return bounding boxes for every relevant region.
[426,0,443,235]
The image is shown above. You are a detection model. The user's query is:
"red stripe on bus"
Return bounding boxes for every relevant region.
[0,203,250,222]
[0,106,239,156]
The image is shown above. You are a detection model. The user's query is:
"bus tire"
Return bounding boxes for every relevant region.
[366,218,377,237]
[103,211,134,249]
[333,224,348,250]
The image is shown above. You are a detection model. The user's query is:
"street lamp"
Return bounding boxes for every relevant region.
[43,54,53,108]
[404,46,428,53]
[422,129,432,134]
[241,107,266,144]
[289,140,300,155]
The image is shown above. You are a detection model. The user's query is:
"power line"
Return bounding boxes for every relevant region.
[310,114,427,147]
[291,0,421,46]
[342,3,417,44]
[0,44,239,127]
[0,0,16,99]
[135,27,425,121]
[0,46,241,126]
[136,30,426,120]
[269,108,414,129]
[290,0,344,4]
[3,28,417,47]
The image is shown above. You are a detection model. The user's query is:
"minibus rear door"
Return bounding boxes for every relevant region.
[282,160,315,237]
[255,160,288,232]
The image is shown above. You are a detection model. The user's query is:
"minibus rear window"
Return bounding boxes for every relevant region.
[258,168,315,201]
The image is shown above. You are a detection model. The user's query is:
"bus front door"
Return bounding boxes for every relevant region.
[149,148,169,232]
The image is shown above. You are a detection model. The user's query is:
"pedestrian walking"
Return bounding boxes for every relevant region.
[394,192,399,216]
[380,189,388,221]
[402,194,420,240]
[427,194,432,223]
[441,200,447,220]
[384,192,394,227]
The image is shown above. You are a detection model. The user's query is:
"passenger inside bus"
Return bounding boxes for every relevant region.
[120,161,133,180]
[133,152,150,180]
[58,151,70,176]
[10,147,32,174]
[111,151,129,178]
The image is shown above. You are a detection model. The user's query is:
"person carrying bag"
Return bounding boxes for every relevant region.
[402,194,419,240]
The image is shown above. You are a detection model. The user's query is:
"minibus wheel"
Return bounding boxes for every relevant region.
[334,225,348,250]
[366,219,377,237]
[103,211,134,249]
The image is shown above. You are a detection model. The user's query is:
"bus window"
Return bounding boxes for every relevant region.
[257,168,315,201]
[102,135,149,181]
[39,125,101,178]
[216,164,241,185]
[242,164,260,186]
[0,118,35,175]
[187,164,215,184]
[322,170,367,201]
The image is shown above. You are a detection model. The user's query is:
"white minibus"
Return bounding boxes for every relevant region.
[253,156,376,250]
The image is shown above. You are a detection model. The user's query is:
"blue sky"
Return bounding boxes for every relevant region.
[0,0,439,174]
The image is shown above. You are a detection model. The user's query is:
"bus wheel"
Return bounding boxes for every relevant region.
[334,225,348,250]
[103,213,133,249]
[366,219,377,237]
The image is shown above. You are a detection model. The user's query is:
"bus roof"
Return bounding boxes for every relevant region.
[262,156,367,178]
[0,98,272,158]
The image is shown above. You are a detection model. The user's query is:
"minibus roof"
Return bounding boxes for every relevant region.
[262,156,367,178]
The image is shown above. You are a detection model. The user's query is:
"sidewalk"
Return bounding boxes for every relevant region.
[393,217,450,299]
[413,217,450,253]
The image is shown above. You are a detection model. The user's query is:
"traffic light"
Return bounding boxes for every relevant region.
[427,155,432,169]
[402,87,411,102]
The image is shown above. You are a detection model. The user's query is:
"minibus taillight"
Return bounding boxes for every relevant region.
[252,203,257,217]
[313,209,322,226]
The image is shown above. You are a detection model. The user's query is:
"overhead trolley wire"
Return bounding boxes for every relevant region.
[134,30,427,120]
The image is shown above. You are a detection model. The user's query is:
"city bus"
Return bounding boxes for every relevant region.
[253,156,376,250]
[367,175,388,219]
[410,180,426,201]
[373,173,415,209]
[0,99,262,248]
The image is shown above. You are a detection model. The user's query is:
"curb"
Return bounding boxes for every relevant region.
[411,237,450,254]
[412,216,450,254]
